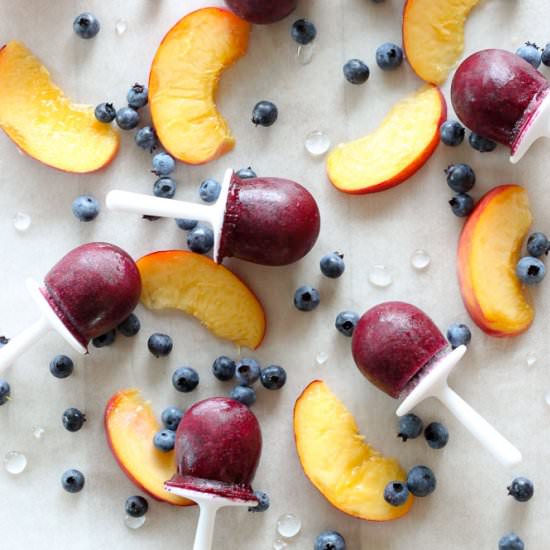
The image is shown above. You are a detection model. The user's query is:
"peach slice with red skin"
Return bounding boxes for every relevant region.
[458,185,534,337]
[137,251,266,350]
[294,380,413,521]
[149,8,250,165]
[326,85,446,194]
[0,41,119,173]
[104,389,192,506]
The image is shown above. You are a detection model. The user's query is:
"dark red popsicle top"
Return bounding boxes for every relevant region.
[451,49,550,150]
[42,242,142,349]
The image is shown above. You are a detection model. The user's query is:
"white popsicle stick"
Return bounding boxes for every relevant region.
[105,168,233,262]
[396,346,522,467]
[165,486,256,550]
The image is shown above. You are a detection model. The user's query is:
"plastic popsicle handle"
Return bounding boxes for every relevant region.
[511,92,550,163]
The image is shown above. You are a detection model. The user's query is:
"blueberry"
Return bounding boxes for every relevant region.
[175,218,198,231]
[62,408,86,432]
[235,167,257,179]
[469,132,497,152]
[342,58,370,85]
[248,490,270,512]
[507,477,534,502]
[516,42,541,69]
[499,533,525,550]
[542,43,550,67]
[61,469,85,493]
[397,413,423,441]
[440,120,465,146]
[72,195,100,222]
[161,407,184,431]
[424,422,449,450]
[199,179,221,203]
[321,253,345,279]
[152,152,175,176]
[125,495,149,518]
[0,379,10,405]
[135,126,157,152]
[291,19,317,45]
[235,358,261,386]
[172,367,199,393]
[73,13,100,39]
[406,465,436,497]
[252,101,279,127]
[212,356,236,381]
[449,193,474,217]
[187,224,214,254]
[153,177,177,199]
[117,313,141,337]
[147,333,173,358]
[153,429,176,452]
[92,329,116,348]
[376,42,403,70]
[94,102,116,123]
[49,355,74,379]
[230,385,256,407]
[0,336,9,348]
[445,163,475,193]
[294,285,321,311]
[446,323,471,349]
[260,365,287,390]
[383,481,409,507]
[314,531,346,550]
[127,83,148,109]
[527,232,549,257]
[116,106,140,130]
[516,256,546,285]
[335,311,359,337]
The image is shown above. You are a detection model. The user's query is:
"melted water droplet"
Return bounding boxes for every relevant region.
[115,19,128,35]
[125,515,146,529]
[32,426,45,440]
[305,131,331,157]
[315,351,328,366]
[526,352,537,367]
[411,249,431,271]
[13,212,31,232]
[4,451,27,475]
[296,43,315,65]
[273,539,288,550]
[368,265,393,288]
[276,513,302,539]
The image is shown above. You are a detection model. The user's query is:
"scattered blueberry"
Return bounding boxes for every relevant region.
[397,413,423,441]
[252,101,278,127]
[314,531,346,550]
[0,380,10,405]
[260,365,287,390]
[440,120,465,146]
[424,422,449,450]
[449,194,474,217]
[187,224,214,254]
[542,43,550,67]
[499,533,525,550]
[445,163,475,193]
[153,176,177,199]
[235,167,257,179]
[469,132,497,152]
[125,495,149,518]
[294,285,321,311]
[343,59,370,85]
[116,106,140,130]
[407,465,436,497]
[161,407,184,431]
[320,252,345,278]
[153,429,176,452]
[248,490,270,512]
[375,42,403,70]
[235,358,261,386]
[147,333,173,358]
[212,356,236,381]
[175,218,198,231]
[516,256,546,285]
[49,355,74,379]
[152,152,175,176]
[291,19,317,45]
[384,481,410,507]
[516,42,541,69]
[199,179,221,203]
[94,102,116,123]
[507,477,534,502]
[335,311,359,337]
[62,408,87,432]
[117,313,141,337]
[127,83,148,109]
[73,13,100,39]
[61,469,85,493]
[527,232,549,257]
[172,367,199,393]
[135,126,157,152]
[0,336,9,348]
[230,385,256,407]
[446,323,472,349]
[92,329,116,348]
[72,195,100,222]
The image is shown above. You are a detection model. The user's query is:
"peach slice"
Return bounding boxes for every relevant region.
[0,41,119,173]
[149,8,250,165]
[403,0,480,85]
[104,389,192,506]
[137,251,265,349]
[458,185,533,337]
[327,85,445,194]
[294,380,413,521]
